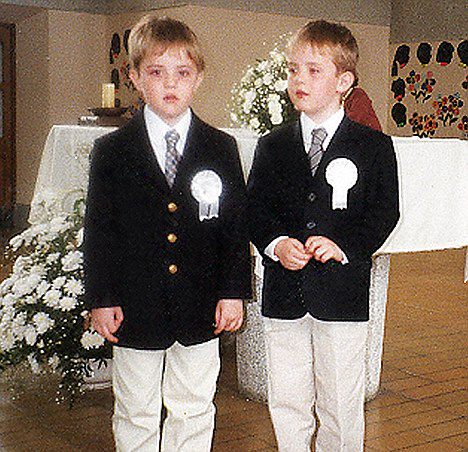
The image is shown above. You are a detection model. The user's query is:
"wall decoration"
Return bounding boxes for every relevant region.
[409,112,438,138]
[406,70,436,103]
[388,39,467,138]
[391,103,407,127]
[123,29,131,54]
[458,41,468,67]
[462,75,468,90]
[394,45,410,68]
[416,43,432,66]
[433,93,464,126]
[108,29,140,115]
[391,78,406,101]
[436,41,454,66]
[391,44,410,77]
[457,115,468,138]
[111,68,120,94]
[109,33,121,64]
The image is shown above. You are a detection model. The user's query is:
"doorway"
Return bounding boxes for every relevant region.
[0,23,15,229]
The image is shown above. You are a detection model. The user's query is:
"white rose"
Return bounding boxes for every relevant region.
[81,330,105,350]
[0,331,16,351]
[249,118,261,130]
[8,235,23,252]
[53,276,67,289]
[36,280,50,297]
[61,251,83,272]
[27,354,41,374]
[46,252,61,265]
[24,325,38,345]
[33,312,55,334]
[258,61,268,71]
[263,73,273,85]
[44,289,61,307]
[271,113,284,125]
[65,278,84,296]
[59,296,77,311]
[274,79,288,91]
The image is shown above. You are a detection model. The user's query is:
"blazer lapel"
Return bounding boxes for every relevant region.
[126,111,171,194]
[172,114,207,188]
[316,116,354,175]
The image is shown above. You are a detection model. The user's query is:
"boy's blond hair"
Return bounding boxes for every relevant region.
[288,20,359,81]
[129,15,205,73]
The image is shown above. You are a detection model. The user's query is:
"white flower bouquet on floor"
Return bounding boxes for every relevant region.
[230,45,297,136]
[0,199,110,406]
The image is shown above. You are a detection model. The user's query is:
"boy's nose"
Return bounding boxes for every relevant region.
[164,74,177,88]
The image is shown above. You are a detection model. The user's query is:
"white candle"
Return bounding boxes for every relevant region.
[101,83,115,108]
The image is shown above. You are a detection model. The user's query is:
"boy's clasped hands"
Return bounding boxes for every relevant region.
[274,236,345,270]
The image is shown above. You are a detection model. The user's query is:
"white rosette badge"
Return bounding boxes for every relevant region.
[325,158,358,210]
[191,170,223,221]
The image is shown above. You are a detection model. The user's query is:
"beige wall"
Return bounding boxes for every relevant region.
[15,10,107,204]
[15,5,390,205]
[16,11,49,205]
[47,10,108,125]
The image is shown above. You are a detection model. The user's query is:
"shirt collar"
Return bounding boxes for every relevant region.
[144,105,192,153]
[300,108,344,150]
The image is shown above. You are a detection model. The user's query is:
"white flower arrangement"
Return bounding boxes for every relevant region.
[0,199,110,406]
[230,44,297,136]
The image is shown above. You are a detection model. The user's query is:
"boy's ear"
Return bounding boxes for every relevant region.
[194,71,204,91]
[337,71,355,95]
[129,68,141,91]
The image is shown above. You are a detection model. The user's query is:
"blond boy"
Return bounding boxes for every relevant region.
[84,15,251,452]
[247,20,399,451]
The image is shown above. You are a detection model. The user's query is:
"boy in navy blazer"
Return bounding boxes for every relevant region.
[247,21,399,451]
[84,15,251,452]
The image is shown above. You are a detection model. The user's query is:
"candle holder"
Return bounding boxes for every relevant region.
[87,107,129,126]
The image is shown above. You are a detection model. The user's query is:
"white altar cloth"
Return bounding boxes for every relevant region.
[31,127,468,256]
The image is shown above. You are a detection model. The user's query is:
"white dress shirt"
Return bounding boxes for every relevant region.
[143,104,192,171]
[264,108,348,263]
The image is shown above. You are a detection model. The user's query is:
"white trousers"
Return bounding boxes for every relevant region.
[264,314,367,452]
[112,339,220,452]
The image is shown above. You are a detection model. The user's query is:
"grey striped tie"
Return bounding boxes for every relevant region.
[164,129,181,187]
[308,128,327,175]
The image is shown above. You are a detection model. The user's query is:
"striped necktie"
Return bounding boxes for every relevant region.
[308,127,327,175]
[164,129,181,187]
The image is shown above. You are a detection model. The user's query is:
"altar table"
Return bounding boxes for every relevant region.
[30,125,468,401]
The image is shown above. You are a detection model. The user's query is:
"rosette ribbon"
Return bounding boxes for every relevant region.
[190,170,223,221]
[325,158,358,210]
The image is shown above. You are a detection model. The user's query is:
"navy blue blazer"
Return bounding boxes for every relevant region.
[247,116,399,321]
[84,111,252,349]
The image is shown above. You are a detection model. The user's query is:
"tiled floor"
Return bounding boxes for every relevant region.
[0,248,467,451]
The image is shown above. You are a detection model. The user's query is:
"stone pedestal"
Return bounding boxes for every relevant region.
[236,254,391,402]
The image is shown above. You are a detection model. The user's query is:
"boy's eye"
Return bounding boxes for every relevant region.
[149,69,162,76]
[287,67,297,74]
[179,69,190,77]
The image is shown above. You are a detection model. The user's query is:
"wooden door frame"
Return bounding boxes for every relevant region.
[0,23,16,228]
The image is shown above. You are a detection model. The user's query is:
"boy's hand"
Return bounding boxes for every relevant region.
[214,299,244,335]
[274,238,311,271]
[90,306,124,344]
[305,236,344,263]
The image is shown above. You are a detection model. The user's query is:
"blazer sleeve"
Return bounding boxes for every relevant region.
[331,133,400,260]
[83,137,122,309]
[247,137,290,256]
[216,135,253,300]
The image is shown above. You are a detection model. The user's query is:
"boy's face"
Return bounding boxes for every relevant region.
[130,45,203,125]
[287,42,353,123]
